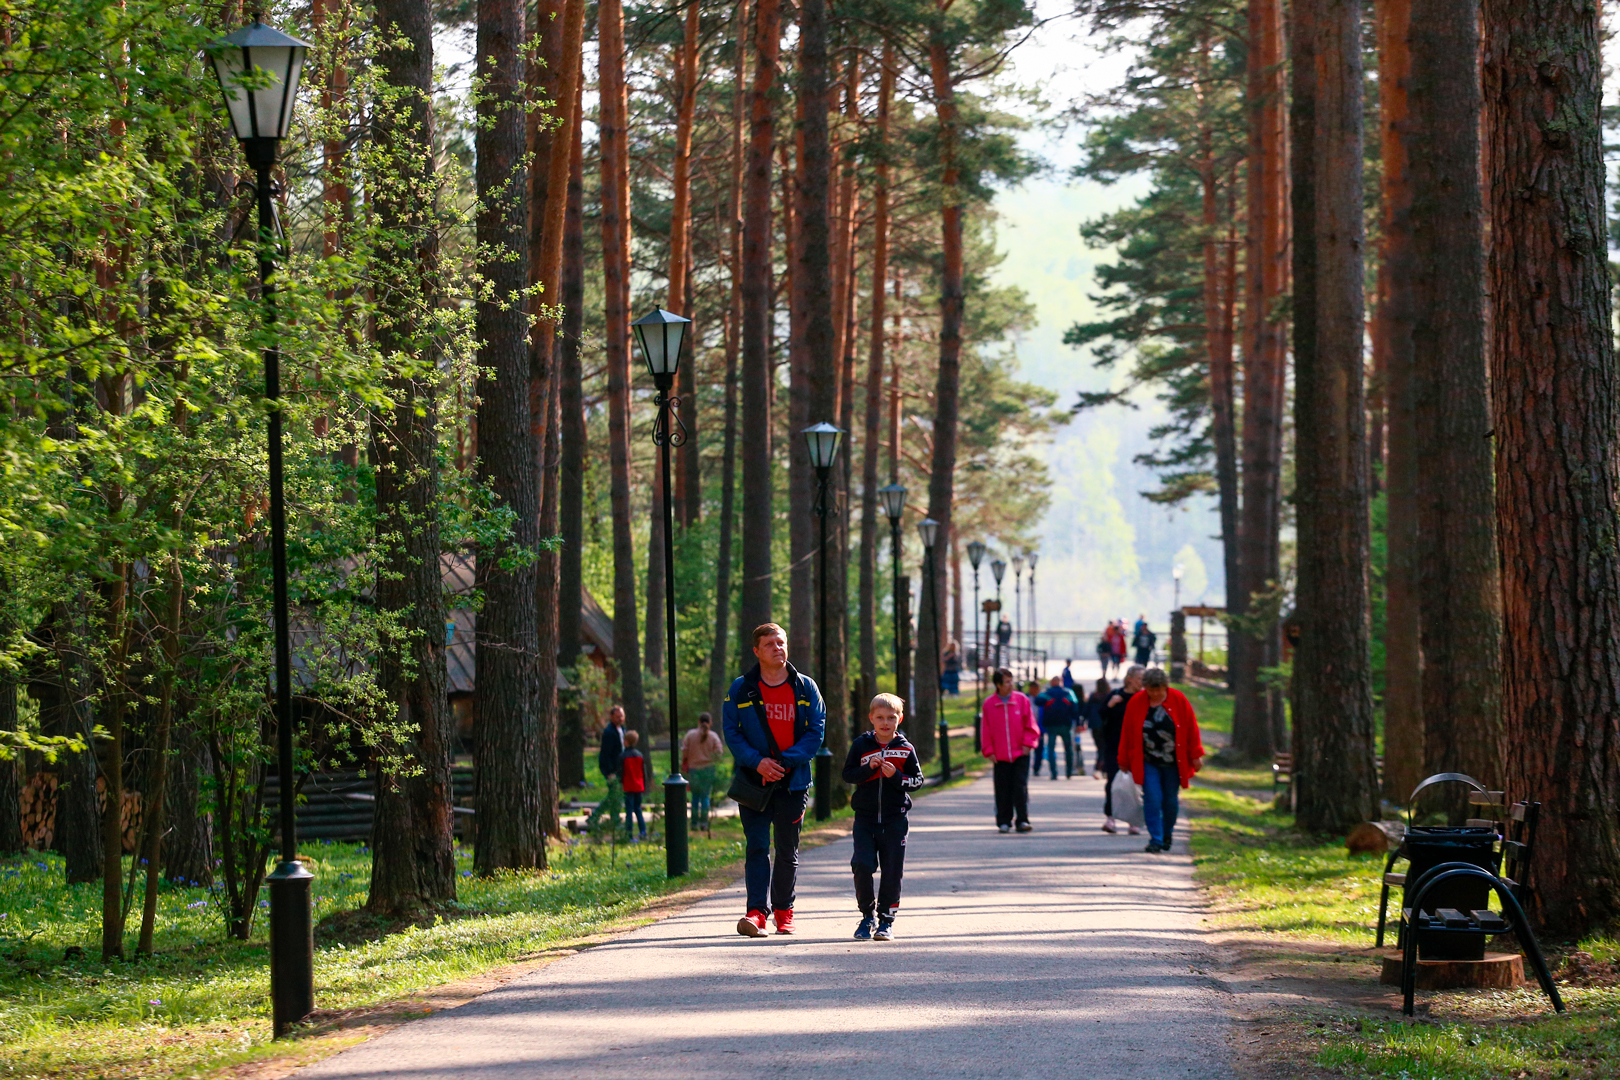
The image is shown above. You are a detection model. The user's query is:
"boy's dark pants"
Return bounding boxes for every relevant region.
[851,814,908,919]
[739,789,807,913]
[992,754,1031,827]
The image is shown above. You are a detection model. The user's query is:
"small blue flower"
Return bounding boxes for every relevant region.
[461,870,473,877]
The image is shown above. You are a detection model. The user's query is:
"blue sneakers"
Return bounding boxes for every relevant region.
[854,916,875,941]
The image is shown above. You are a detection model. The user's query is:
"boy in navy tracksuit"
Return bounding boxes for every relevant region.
[842,693,924,941]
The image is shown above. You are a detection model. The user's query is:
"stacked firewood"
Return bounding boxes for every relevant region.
[16,772,143,853]
[18,772,56,850]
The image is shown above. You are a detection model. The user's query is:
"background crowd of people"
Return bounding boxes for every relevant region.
[977,660,1203,853]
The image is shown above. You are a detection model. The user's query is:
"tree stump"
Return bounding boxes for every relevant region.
[1379,950,1524,989]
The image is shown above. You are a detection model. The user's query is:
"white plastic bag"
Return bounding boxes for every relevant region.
[1110,770,1144,828]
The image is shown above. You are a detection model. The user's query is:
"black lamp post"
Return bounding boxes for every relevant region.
[1027,551,1039,680]
[803,422,844,821]
[966,540,986,748]
[632,307,693,878]
[207,19,311,1039]
[918,518,949,781]
[990,558,1006,670]
[877,484,908,697]
[965,544,978,689]
[1011,553,1024,680]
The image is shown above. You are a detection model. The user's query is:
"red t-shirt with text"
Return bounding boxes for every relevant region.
[760,678,797,753]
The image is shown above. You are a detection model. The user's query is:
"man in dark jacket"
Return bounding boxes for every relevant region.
[588,705,627,833]
[842,693,924,941]
[722,623,827,937]
[1034,677,1080,779]
[598,705,626,780]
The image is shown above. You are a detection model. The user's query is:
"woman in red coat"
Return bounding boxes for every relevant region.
[1116,668,1205,853]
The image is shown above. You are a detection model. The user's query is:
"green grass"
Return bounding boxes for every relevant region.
[0,733,982,1080]
[1178,681,1233,738]
[1184,785,1386,944]
[1180,683,1620,1079]
[0,826,755,1079]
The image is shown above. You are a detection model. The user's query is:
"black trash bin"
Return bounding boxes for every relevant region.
[1402,825,1498,914]
[1395,773,1501,957]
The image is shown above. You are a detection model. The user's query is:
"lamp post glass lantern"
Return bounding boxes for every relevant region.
[207,18,312,1038]
[1173,562,1184,612]
[802,423,843,821]
[632,308,694,876]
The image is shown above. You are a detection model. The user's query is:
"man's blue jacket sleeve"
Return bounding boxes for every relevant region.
[721,676,764,770]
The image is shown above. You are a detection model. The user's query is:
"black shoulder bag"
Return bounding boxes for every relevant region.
[726,694,786,812]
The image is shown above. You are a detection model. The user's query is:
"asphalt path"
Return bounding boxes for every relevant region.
[297,762,1236,1080]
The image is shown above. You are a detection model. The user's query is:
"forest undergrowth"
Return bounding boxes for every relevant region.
[0,711,984,1080]
[1186,712,1619,1080]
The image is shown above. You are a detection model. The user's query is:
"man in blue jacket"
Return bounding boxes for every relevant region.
[723,622,827,937]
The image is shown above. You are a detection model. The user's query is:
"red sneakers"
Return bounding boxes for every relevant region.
[737,909,768,937]
[773,909,796,935]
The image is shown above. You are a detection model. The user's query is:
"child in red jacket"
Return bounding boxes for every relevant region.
[621,730,649,841]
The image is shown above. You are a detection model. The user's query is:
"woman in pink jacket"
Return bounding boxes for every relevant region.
[980,668,1042,833]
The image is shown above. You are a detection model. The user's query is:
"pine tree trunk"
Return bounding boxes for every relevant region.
[528,0,584,839]
[0,672,19,855]
[1289,0,1379,833]
[672,0,702,528]
[1375,0,1423,805]
[164,722,213,886]
[1198,45,1240,658]
[738,0,781,635]
[137,557,186,953]
[798,0,833,661]
[557,88,588,791]
[600,0,649,744]
[38,657,100,883]
[709,1,747,718]
[856,45,891,710]
[1483,0,1620,935]
[913,37,966,766]
[796,0,845,784]
[1232,0,1288,759]
[473,0,545,873]
[1409,0,1503,794]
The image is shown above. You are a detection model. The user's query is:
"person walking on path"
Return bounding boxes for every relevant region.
[1107,621,1128,675]
[682,712,725,830]
[980,667,1040,833]
[1117,668,1205,853]
[587,705,628,832]
[842,693,925,941]
[1034,676,1080,779]
[1098,667,1142,834]
[996,617,1013,668]
[620,730,649,841]
[941,640,961,696]
[1026,678,1047,777]
[1062,659,1075,690]
[722,622,827,937]
[1095,633,1113,677]
[1083,676,1110,776]
[1132,622,1158,667]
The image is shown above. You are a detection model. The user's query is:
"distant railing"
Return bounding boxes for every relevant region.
[960,625,1231,671]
